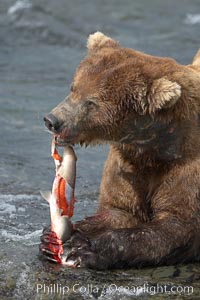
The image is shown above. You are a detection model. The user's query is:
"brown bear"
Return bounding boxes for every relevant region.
[40,32,200,270]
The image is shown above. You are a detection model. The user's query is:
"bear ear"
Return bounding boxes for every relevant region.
[148,78,181,114]
[192,48,200,65]
[87,31,119,52]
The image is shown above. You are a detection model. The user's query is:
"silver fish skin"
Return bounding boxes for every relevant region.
[40,190,72,242]
[58,146,77,188]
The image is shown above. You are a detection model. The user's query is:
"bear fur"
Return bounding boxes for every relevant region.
[41,32,200,269]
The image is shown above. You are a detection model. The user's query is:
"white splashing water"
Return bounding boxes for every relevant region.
[1,229,42,244]
[0,194,44,245]
[185,13,200,25]
[0,202,16,217]
[8,0,32,15]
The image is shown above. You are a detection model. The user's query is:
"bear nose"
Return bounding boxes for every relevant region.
[44,113,61,132]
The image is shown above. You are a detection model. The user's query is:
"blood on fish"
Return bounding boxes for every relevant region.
[51,150,76,217]
[57,176,68,215]
[52,148,62,162]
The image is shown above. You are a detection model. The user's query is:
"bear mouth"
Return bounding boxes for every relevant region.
[55,134,77,147]
[55,135,91,148]
[54,127,78,146]
[54,127,87,147]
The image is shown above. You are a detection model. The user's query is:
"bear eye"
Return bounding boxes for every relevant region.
[86,100,94,106]
[85,100,97,109]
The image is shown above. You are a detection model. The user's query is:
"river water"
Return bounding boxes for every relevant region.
[0,0,200,299]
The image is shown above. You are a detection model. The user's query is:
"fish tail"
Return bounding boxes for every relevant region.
[40,190,52,203]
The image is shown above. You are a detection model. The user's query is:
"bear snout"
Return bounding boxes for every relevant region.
[44,113,63,133]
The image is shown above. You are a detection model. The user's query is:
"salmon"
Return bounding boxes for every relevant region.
[41,138,77,243]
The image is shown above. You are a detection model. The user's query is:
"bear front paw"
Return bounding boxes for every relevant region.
[62,230,115,269]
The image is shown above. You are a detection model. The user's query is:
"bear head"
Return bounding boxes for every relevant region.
[45,32,199,159]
